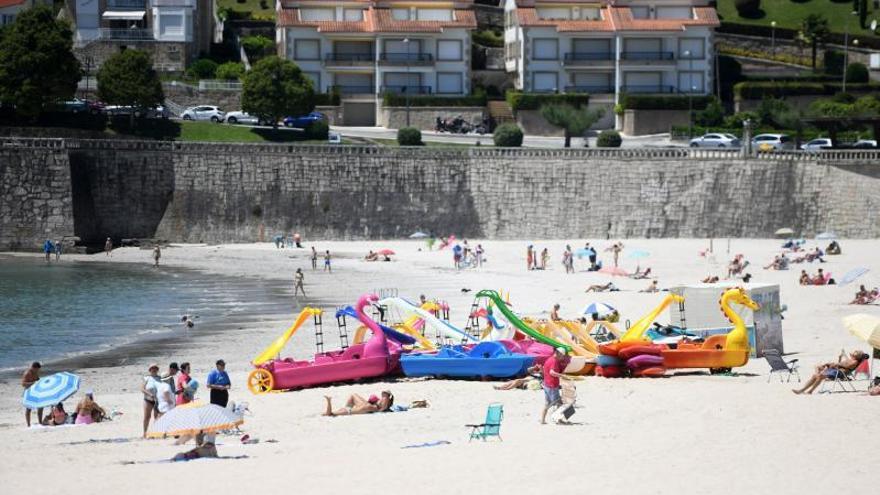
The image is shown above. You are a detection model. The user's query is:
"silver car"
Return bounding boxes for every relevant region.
[689,133,741,148]
[181,105,225,122]
[224,111,268,125]
[800,138,832,151]
[752,133,795,151]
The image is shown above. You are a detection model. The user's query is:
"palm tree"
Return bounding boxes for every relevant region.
[800,14,830,70]
[540,103,605,148]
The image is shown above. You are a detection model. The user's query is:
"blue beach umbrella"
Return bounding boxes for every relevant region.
[575,248,592,258]
[627,249,650,259]
[839,267,869,287]
[816,232,837,240]
[581,302,617,319]
[409,231,429,239]
[22,372,80,409]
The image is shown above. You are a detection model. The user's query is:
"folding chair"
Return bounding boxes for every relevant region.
[466,403,503,442]
[820,359,870,393]
[764,349,800,383]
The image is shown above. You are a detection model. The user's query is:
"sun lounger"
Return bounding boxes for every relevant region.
[820,359,871,393]
[764,349,800,383]
[466,403,503,442]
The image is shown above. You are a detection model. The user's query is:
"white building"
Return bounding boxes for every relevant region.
[277,0,477,124]
[0,0,50,26]
[504,0,718,99]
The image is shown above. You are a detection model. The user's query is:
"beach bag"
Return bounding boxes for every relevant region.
[184,379,199,400]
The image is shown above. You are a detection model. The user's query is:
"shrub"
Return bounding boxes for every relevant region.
[695,99,724,126]
[723,111,759,128]
[382,93,487,107]
[493,123,523,147]
[313,92,341,106]
[621,95,713,111]
[506,92,590,110]
[823,49,845,75]
[472,29,503,48]
[241,35,274,61]
[397,126,423,146]
[305,119,329,140]
[596,130,622,148]
[845,63,869,83]
[734,0,761,17]
[734,81,880,99]
[186,58,218,80]
[215,62,245,80]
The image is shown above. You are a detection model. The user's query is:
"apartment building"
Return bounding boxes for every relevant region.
[67,0,214,71]
[504,0,718,99]
[1,0,51,26]
[277,0,477,125]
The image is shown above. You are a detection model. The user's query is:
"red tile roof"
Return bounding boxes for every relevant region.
[516,8,614,32]
[277,7,477,33]
[0,0,27,8]
[515,6,719,32]
[277,9,373,32]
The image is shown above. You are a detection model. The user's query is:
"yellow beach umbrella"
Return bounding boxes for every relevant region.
[146,401,243,438]
[843,314,880,349]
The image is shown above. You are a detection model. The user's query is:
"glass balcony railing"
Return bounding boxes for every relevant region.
[620,51,675,61]
[564,85,613,94]
[107,0,147,9]
[381,85,432,95]
[100,28,153,40]
[324,53,374,63]
[563,52,613,62]
[379,53,433,63]
[622,85,676,94]
[331,85,375,94]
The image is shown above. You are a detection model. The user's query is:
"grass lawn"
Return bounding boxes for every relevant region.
[217,0,275,21]
[717,0,879,36]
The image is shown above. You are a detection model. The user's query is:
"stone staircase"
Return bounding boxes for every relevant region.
[487,100,515,125]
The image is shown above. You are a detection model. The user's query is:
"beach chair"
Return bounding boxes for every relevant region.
[764,349,800,383]
[466,403,503,442]
[820,359,871,393]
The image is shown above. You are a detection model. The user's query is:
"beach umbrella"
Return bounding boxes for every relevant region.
[377,249,395,256]
[22,372,80,409]
[816,232,837,240]
[575,248,592,259]
[774,228,795,238]
[409,232,428,239]
[839,267,869,286]
[147,402,243,438]
[581,302,617,319]
[599,265,629,277]
[627,249,650,259]
[843,314,880,349]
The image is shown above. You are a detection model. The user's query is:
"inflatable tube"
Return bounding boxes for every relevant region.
[626,354,664,369]
[595,365,626,378]
[596,354,625,367]
[618,344,666,361]
[632,367,666,378]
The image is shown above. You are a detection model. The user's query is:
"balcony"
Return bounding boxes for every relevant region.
[381,85,432,95]
[379,53,434,66]
[99,28,154,41]
[331,85,375,95]
[152,0,196,5]
[107,0,146,9]
[620,51,675,63]
[564,85,613,94]
[323,53,374,67]
[622,85,677,94]
[563,52,613,66]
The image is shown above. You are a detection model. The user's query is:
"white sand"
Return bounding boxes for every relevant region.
[1,238,879,494]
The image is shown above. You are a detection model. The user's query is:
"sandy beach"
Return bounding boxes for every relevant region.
[2,238,879,494]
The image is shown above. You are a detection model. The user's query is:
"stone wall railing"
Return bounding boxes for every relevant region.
[3,138,880,162]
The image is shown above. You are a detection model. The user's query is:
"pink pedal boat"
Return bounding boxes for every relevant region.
[247,294,401,393]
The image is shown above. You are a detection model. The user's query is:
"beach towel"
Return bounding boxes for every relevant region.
[401,440,451,449]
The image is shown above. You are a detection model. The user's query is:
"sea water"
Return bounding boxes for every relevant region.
[0,257,291,371]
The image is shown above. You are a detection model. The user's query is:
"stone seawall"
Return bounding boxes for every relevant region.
[2,139,879,250]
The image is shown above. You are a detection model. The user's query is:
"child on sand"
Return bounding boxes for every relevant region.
[324,250,332,272]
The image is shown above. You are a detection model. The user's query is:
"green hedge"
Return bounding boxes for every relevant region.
[596,130,622,148]
[621,95,714,111]
[735,81,880,99]
[493,123,524,147]
[397,127,423,146]
[505,92,590,111]
[382,93,487,107]
[313,92,341,106]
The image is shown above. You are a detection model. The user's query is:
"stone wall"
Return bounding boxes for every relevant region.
[2,139,880,250]
[516,98,615,136]
[380,106,486,131]
[716,32,876,71]
[622,109,691,136]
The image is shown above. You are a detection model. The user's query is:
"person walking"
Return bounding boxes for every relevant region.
[42,239,54,262]
[152,244,161,268]
[54,239,63,261]
[540,248,549,270]
[294,268,306,298]
[311,247,318,270]
[104,237,113,257]
[22,362,43,427]
[540,348,570,425]
[207,360,231,407]
[323,250,332,273]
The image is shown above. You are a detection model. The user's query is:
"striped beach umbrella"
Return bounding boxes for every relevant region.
[22,372,80,409]
[147,402,243,438]
[581,302,617,319]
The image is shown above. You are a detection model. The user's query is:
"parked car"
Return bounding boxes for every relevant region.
[282,111,325,128]
[852,139,878,149]
[688,133,741,148]
[328,131,342,144]
[103,105,169,119]
[56,99,104,115]
[181,105,225,122]
[224,111,268,125]
[800,138,832,151]
[752,133,795,151]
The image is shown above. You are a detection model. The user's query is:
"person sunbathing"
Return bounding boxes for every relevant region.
[365,251,379,261]
[323,391,393,416]
[172,432,218,461]
[586,282,617,292]
[631,267,652,279]
[41,403,68,426]
[74,391,106,425]
[763,256,781,270]
[792,350,868,394]
[494,365,542,390]
[799,270,810,285]
[702,275,720,284]
[826,241,841,255]
[639,280,659,293]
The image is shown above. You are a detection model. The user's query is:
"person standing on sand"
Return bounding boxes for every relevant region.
[43,239,54,262]
[526,245,534,271]
[311,247,318,270]
[612,242,623,267]
[541,248,549,270]
[104,237,113,257]
[22,362,43,427]
[294,232,302,248]
[176,362,194,405]
[54,239,62,261]
[475,244,484,267]
[207,360,231,407]
[324,250,332,273]
[163,362,179,399]
[540,348,570,425]
[141,364,161,437]
[294,268,306,297]
[153,245,161,267]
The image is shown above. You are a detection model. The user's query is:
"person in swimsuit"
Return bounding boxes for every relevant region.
[74,391,106,424]
[324,250,332,272]
[311,247,318,270]
[322,391,394,416]
[294,268,306,297]
[792,350,868,394]
[42,403,68,426]
[142,364,161,437]
[22,361,43,427]
[173,432,218,461]
[550,304,561,321]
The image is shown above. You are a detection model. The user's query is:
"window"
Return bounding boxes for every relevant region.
[384,72,422,88]
[343,9,364,21]
[304,72,321,91]
[532,72,558,92]
[536,7,571,20]
[294,39,320,60]
[579,7,600,20]
[677,71,704,93]
[437,73,463,94]
[678,38,705,59]
[417,9,452,21]
[572,72,612,91]
[1,14,16,26]
[656,7,693,19]
[160,14,183,35]
[300,8,334,21]
[630,6,650,19]
[437,40,462,61]
[533,38,558,60]
[392,8,410,20]
[572,38,611,58]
